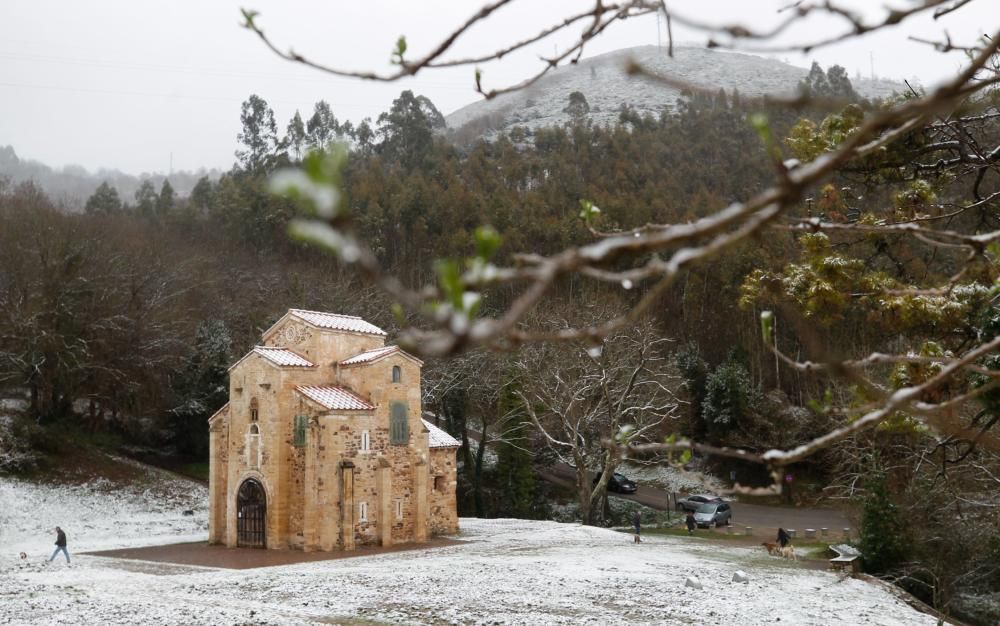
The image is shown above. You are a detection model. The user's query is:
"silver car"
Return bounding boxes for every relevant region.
[693,501,732,528]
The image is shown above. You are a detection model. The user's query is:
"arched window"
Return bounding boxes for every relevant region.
[390,402,409,445]
[247,422,261,469]
[392,365,401,383]
[360,430,370,452]
[249,398,259,422]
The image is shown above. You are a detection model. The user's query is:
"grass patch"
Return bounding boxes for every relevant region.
[176,462,209,482]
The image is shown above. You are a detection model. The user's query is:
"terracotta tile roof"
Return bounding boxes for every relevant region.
[253,346,316,368]
[339,345,423,367]
[297,385,374,411]
[422,418,461,448]
[289,309,386,336]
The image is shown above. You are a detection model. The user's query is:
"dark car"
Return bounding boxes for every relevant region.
[593,472,638,494]
[693,501,732,527]
[675,493,723,512]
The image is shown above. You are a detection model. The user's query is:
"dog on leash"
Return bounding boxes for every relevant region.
[780,545,798,560]
[761,541,779,555]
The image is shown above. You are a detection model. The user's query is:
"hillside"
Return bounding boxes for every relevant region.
[1,459,939,625]
[446,45,902,140]
[0,145,219,211]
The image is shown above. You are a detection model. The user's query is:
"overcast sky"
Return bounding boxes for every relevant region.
[0,1,994,175]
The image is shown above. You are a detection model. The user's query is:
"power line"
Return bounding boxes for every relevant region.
[0,50,474,90]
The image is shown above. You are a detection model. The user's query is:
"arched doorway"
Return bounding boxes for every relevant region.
[237,478,266,548]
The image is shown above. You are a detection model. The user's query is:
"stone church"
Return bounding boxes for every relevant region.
[207,308,460,551]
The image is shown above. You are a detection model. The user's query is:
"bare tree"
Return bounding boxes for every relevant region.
[516,320,678,524]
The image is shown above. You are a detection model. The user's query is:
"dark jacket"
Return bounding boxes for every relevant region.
[685,513,696,530]
[632,512,641,529]
[55,529,67,547]
[777,528,790,547]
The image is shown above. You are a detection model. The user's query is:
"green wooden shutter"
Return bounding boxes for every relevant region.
[390,402,409,444]
[294,414,308,447]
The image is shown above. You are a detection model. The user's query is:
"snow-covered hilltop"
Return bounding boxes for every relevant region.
[446,45,902,140]
[1,460,938,625]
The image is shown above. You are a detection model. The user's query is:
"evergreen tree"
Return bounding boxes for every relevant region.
[285,110,307,161]
[84,181,122,215]
[236,94,279,174]
[306,100,340,150]
[676,343,710,439]
[798,61,831,97]
[860,469,911,574]
[169,319,232,458]
[565,91,590,119]
[190,176,214,215]
[493,374,540,518]
[134,180,158,218]
[376,90,443,169]
[701,361,756,441]
[826,65,858,100]
[156,179,175,217]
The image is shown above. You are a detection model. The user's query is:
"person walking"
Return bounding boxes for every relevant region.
[632,510,642,543]
[777,527,790,548]
[685,510,696,535]
[48,527,70,564]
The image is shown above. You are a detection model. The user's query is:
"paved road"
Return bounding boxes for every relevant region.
[543,462,851,539]
[460,424,851,540]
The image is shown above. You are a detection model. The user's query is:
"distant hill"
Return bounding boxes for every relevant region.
[0,145,220,211]
[446,45,903,142]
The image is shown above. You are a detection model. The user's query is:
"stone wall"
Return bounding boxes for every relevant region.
[429,447,459,535]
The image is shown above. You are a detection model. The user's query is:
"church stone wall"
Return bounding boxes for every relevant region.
[429,447,459,535]
[209,310,457,553]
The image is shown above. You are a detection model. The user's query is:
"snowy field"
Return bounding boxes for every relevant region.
[0,463,937,625]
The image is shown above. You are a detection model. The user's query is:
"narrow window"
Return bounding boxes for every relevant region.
[390,402,409,445]
[359,501,369,522]
[294,414,308,447]
[395,499,403,520]
[434,475,445,492]
[250,398,259,422]
[360,430,370,452]
[247,424,260,469]
[392,365,401,383]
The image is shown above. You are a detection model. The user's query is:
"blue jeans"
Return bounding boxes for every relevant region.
[49,546,70,563]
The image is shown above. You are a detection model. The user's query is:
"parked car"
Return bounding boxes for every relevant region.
[693,501,732,528]
[675,493,723,512]
[593,472,638,494]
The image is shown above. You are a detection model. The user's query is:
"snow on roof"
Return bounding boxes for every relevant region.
[253,346,316,368]
[340,345,424,367]
[289,309,386,336]
[228,346,316,372]
[297,385,374,411]
[422,418,461,448]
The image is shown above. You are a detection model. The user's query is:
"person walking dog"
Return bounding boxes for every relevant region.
[632,510,642,543]
[49,527,70,564]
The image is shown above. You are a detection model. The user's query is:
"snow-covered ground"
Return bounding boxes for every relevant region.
[621,460,724,496]
[0,463,937,625]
